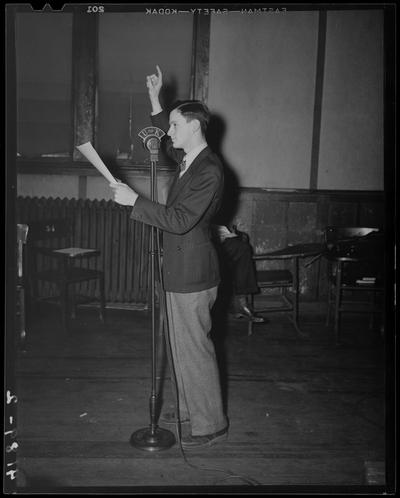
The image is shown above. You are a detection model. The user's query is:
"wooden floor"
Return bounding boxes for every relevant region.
[12,301,390,494]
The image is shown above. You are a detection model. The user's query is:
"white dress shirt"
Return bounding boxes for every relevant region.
[179,143,208,178]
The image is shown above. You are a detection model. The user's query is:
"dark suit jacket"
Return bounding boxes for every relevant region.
[130,111,224,293]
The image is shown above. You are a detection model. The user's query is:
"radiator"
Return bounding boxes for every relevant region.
[16,196,151,305]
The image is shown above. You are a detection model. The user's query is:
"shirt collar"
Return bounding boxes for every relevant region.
[183,143,208,169]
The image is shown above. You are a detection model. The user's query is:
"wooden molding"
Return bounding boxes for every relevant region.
[16,159,174,176]
[310,10,327,190]
[72,10,99,161]
[191,13,210,103]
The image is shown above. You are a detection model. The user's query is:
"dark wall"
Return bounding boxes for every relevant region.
[15,13,73,156]
[97,13,193,164]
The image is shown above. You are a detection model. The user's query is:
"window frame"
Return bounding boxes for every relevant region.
[15,8,210,176]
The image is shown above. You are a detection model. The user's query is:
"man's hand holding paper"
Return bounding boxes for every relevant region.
[109,182,138,206]
[76,142,138,206]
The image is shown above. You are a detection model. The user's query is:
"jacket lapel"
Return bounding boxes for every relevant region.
[166,171,180,204]
[167,147,211,206]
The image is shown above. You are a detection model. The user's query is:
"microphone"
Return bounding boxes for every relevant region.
[138,127,165,162]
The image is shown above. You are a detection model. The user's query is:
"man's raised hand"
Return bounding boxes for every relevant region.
[146,65,163,98]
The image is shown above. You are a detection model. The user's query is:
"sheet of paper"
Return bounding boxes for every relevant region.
[76,142,117,184]
[53,247,98,257]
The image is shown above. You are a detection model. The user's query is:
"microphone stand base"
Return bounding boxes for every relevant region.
[130,426,175,452]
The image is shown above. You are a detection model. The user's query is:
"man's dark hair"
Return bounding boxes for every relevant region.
[171,100,210,135]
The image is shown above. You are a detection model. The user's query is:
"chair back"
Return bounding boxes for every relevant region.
[27,219,72,241]
[27,219,74,252]
[25,219,74,275]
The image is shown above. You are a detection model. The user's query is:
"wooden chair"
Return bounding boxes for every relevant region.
[249,252,297,337]
[232,228,323,336]
[324,226,384,344]
[26,218,106,332]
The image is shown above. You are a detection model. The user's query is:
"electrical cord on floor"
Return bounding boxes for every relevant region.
[156,231,261,487]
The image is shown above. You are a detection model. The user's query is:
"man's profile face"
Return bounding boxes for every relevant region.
[167,109,193,150]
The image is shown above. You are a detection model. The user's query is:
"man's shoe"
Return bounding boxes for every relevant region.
[159,412,190,425]
[181,426,228,449]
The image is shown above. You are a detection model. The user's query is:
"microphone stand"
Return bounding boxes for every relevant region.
[130,128,175,451]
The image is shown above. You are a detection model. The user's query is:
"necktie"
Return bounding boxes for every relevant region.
[179,159,186,176]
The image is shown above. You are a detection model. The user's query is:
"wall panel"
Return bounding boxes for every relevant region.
[318,10,384,189]
[208,11,319,188]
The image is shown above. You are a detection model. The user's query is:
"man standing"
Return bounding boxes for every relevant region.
[110,66,228,448]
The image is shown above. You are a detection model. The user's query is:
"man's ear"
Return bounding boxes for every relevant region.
[190,118,201,134]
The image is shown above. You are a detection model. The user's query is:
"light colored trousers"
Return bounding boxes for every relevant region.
[165,286,227,435]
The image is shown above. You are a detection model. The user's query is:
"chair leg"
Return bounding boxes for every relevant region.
[70,285,76,319]
[325,261,333,327]
[249,293,254,311]
[247,318,253,336]
[325,286,331,326]
[16,286,27,347]
[334,262,343,344]
[246,294,254,336]
[60,283,69,333]
[99,275,106,323]
[27,277,39,319]
[368,290,376,330]
[379,313,385,338]
[24,280,33,330]
[292,257,299,330]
